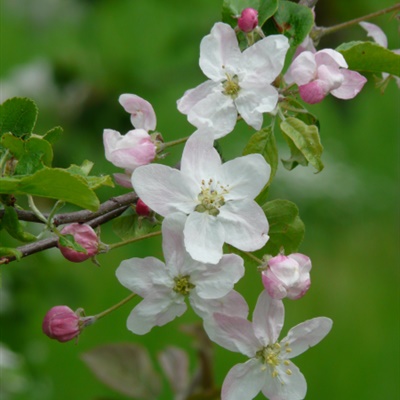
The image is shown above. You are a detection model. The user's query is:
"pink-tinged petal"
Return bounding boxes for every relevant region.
[262,361,307,400]
[180,129,222,184]
[268,255,300,286]
[330,69,367,99]
[119,93,157,131]
[262,270,288,300]
[177,80,220,114]
[132,164,198,216]
[192,253,244,299]
[219,154,270,200]
[317,64,344,91]
[184,212,225,264]
[213,313,260,356]
[126,290,187,335]
[199,22,241,81]
[280,317,333,358]
[315,49,348,69]
[221,359,265,400]
[219,199,269,252]
[116,257,172,298]
[113,172,133,188]
[194,290,249,320]
[299,80,328,104]
[187,91,238,138]
[161,213,188,275]
[252,290,284,345]
[242,35,289,84]
[286,51,317,85]
[359,21,388,48]
[289,253,312,272]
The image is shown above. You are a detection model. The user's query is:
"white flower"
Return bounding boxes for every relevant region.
[131,129,270,264]
[210,290,332,400]
[115,213,245,335]
[177,22,289,138]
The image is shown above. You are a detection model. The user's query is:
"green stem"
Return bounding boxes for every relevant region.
[313,3,400,41]
[27,195,48,225]
[160,135,190,150]
[0,149,10,174]
[94,293,137,320]
[107,230,162,251]
[243,251,264,265]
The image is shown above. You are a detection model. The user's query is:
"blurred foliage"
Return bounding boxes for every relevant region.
[0,0,399,399]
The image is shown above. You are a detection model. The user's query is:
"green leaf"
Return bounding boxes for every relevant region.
[1,133,25,158]
[66,161,114,190]
[263,1,314,61]
[222,0,278,28]
[0,206,37,242]
[43,126,63,144]
[58,233,87,253]
[0,97,38,138]
[112,211,155,241]
[0,168,100,211]
[262,199,305,255]
[280,117,323,172]
[0,247,22,261]
[81,343,162,400]
[337,41,400,77]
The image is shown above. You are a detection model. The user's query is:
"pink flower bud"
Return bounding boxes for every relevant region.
[103,128,156,171]
[261,253,311,300]
[238,8,258,33]
[42,306,86,342]
[58,223,99,263]
[113,170,133,188]
[136,198,150,217]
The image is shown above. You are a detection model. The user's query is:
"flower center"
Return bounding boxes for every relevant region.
[256,342,293,379]
[173,275,195,296]
[194,179,229,216]
[222,74,240,99]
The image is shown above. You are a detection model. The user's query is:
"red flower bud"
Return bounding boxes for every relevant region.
[136,198,151,217]
[58,223,99,263]
[238,8,258,33]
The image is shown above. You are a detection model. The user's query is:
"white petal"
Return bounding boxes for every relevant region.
[235,83,278,128]
[199,22,241,81]
[330,69,367,99]
[287,51,317,85]
[262,361,307,400]
[219,153,270,200]
[132,164,198,216]
[280,317,333,358]
[242,34,289,83]
[126,291,187,335]
[161,213,188,275]
[180,129,222,184]
[119,93,157,131]
[177,80,220,114]
[184,212,225,264]
[193,290,249,320]
[219,199,269,252]
[115,257,172,298]
[252,290,284,346]
[192,253,244,299]
[212,313,260,356]
[221,359,265,400]
[359,21,388,48]
[315,49,348,69]
[187,91,238,138]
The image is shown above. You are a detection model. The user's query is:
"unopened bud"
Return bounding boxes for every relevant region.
[238,8,258,33]
[58,223,99,263]
[42,306,94,343]
[261,253,311,300]
[136,198,151,217]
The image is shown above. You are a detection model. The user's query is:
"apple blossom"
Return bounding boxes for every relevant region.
[58,223,99,263]
[238,8,258,33]
[177,22,289,138]
[285,49,367,104]
[131,129,270,264]
[115,212,245,335]
[42,306,95,342]
[119,93,157,131]
[261,253,311,300]
[209,290,332,400]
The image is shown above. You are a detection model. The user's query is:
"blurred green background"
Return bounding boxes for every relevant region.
[1,0,399,399]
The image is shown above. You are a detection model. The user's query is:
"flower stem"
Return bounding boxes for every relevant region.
[107,230,162,251]
[312,4,400,41]
[94,293,137,320]
[160,135,190,150]
[243,251,264,265]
